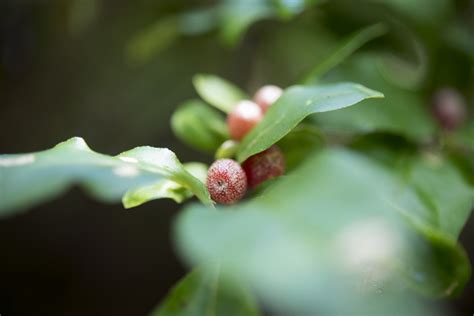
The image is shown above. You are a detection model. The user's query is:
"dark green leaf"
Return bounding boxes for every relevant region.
[127,16,179,63]
[175,149,472,313]
[69,0,99,34]
[302,23,388,83]
[0,137,212,217]
[277,124,325,171]
[171,100,229,153]
[237,82,383,162]
[313,54,436,140]
[150,267,260,316]
[193,74,248,113]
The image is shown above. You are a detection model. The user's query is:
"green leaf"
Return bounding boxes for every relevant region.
[171,100,229,153]
[193,74,248,113]
[150,267,260,316]
[179,8,219,36]
[237,82,383,162]
[122,162,208,209]
[175,149,472,314]
[127,16,179,63]
[219,0,275,45]
[407,155,474,240]
[0,137,212,217]
[69,0,99,35]
[376,0,453,27]
[302,23,388,83]
[313,54,436,141]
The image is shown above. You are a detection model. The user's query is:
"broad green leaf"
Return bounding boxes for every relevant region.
[171,100,229,153]
[193,74,248,113]
[237,82,383,162]
[175,149,471,314]
[123,162,208,209]
[179,8,219,36]
[302,23,387,83]
[374,0,453,27]
[351,133,474,250]
[150,267,260,316]
[69,0,98,34]
[127,16,179,63]
[407,156,474,240]
[313,53,436,140]
[219,0,275,45]
[0,137,212,217]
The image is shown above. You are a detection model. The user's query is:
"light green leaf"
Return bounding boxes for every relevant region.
[123,162,208,209]
[193,74,248,113]
[237,82,383,162]
[175,149,472,314]
[219,0,275,45]
[215,140,240,160]
[150,267,260,316]
[302,23,388,83]
[171,100,229,153]
[0,137,212,217]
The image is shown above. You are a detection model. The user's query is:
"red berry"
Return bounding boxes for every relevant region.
[206,159,247,204]
[431,88,467,130]
[254,85,283,113]
[227,100,263,141]
[242,146,285,189]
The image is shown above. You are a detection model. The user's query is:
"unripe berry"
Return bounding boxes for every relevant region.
[431,88,467,130]
[254,85,283,113]
[206,159,247,204]
[227,100,263,141]
[242,146,285,189]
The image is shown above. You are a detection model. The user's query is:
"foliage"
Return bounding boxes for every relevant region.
[2,0,474,315]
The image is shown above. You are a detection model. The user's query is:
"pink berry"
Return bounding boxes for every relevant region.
[254,85,283,113]
[242,146,285,189]
[206,159,247,204]
[227,100,263,141]
[431,88,467,130]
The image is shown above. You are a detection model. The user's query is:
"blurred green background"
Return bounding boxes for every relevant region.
[0,0,473,315]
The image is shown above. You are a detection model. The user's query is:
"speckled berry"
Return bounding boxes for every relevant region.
[206,159,247,204]
[227,100,263,141]
[254,85,283,113]
[242,146,285,189]
[431,88,467,130]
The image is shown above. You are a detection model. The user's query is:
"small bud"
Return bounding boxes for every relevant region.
[215,140,239,160]
[254,85,283,112]
[206,159,247,204]
[227,100,263,141]
[431,88,467,130]
[242,146,285,189]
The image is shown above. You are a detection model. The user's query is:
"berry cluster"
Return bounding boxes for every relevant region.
[206,85,285,204]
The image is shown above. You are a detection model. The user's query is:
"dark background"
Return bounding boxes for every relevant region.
[0,1,473,315]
